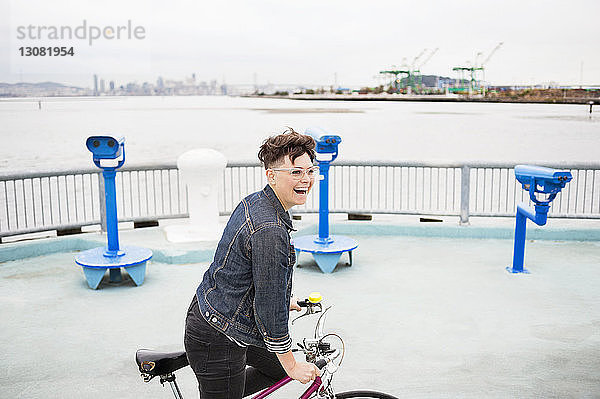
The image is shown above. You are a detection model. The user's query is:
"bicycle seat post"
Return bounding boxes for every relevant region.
[136,349,189,398]
[160,374,184,399]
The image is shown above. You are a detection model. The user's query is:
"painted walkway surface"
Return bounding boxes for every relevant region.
[1,215,599,398]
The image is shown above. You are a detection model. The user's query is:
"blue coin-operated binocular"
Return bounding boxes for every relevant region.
[306,127,341,242]
[514,165,572,205]
[75,135,152,289]
[292,127,358,273]
[508,165,572,273]
[311,130,341,158]
[86,136,124,164]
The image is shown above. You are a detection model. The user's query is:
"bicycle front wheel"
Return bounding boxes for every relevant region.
[334,391,398,399]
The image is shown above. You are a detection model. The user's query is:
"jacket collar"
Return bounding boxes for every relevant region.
[262,184,295,232]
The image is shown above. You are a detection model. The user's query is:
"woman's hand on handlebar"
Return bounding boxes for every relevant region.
[289,361,321,384]
[277,352,321,384]
[289,295,302,312]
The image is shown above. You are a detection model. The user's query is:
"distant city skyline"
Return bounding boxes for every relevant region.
[2,0,599,88]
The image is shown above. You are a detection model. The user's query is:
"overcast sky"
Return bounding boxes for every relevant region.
[1,0,599,88]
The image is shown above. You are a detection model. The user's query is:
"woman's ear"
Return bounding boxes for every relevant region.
[266,169,276,185]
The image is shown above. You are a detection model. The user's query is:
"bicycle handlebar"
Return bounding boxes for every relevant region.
[293,293,324,326]
[297,292,322,308]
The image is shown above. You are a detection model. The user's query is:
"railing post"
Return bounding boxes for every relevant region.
[98,172,107,232]
[460,165,470,225]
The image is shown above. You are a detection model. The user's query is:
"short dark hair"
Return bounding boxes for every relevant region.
[258,127,315,169]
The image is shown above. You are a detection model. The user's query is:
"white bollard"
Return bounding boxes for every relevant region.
[165,149,227,242]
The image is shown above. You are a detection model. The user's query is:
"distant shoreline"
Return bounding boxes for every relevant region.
[245,94,599,105]
[0,93,597,106]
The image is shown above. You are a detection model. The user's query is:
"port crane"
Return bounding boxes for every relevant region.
[412,47,439,89]
[452,63,479,94]
[480,42,503,95]
[452,42,503,94]
[380,48,433,93]
[408,48,428,89]
[379,61,411,93]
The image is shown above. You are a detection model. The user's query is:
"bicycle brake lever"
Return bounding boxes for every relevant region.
[292,299,323,325]
[292,302,323,325]
[291,308,311,325]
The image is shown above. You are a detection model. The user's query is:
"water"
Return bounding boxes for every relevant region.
[0,96,598,173]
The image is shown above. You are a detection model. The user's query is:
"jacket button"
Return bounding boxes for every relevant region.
[212,317,218,323]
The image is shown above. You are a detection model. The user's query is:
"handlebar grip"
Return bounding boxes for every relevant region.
[297,300,309,307]
[315,359,327,369]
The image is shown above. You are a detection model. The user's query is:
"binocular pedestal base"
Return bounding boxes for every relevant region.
[506,266,530,274]
[75,246,153,289]
[292,235,358,274]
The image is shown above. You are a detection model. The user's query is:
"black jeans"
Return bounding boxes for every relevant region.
[184,297,287,398]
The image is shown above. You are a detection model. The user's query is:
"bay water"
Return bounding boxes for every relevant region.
[0,95,598,173]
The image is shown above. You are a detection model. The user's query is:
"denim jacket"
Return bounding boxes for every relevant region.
[195,185,295,353]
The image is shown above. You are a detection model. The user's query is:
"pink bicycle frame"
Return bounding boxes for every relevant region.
[252,376,323,399]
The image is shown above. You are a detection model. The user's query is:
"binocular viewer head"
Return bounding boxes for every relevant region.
[86,136,124,160]
[514,165,572,205]
[515,165,572,194]
[86,136,126,171]
[314,135,340,154]
[305,127,341,159]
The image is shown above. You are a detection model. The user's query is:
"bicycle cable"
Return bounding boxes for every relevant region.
[320,333,345,367]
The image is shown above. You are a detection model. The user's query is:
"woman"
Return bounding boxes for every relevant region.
[184,128,321,398]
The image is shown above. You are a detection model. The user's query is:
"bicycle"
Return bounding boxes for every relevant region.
[135,293,398,399]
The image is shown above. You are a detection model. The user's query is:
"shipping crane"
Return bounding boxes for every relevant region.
[379,66,411,92]
[409,48,428,89]
[452,63,479,94]
[380,49,429,93]
[411,49,428,69]
[480,42,503,95]
[452,42,503,95]
[412,47,439,90]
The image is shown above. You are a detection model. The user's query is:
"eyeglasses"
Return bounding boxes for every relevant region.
[270,166,319,180]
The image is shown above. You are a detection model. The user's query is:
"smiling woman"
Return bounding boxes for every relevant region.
[184,127,320,398]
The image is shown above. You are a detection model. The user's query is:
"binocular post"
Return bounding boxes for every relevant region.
[102,170,122,257]
[102,169,125,283]
[316,160,333,244]
[507,165,572,274]
[509,203,549,273]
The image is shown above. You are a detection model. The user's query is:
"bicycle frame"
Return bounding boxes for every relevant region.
[252,375,323,399]
[137,295,345,399]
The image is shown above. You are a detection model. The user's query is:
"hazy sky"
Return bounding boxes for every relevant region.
[1,0,599,88]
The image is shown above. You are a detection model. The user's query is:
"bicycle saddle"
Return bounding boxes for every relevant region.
[136,349,189,378]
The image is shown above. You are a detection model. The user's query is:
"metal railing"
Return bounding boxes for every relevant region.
[2,161,599,240]
[1,168,102,238]
[291,161,600,221]
[0,164,186,238]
